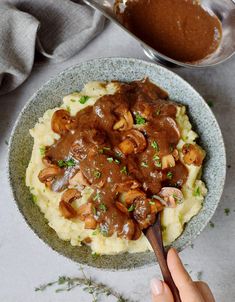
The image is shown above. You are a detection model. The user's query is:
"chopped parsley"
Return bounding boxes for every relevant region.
[128,204,135,212]
[149,200,155,205]
[107,157,114,163]
[92,229,100,236]
[156,108,161,115]
[209,221,215,228]
[154,160,162,168]
[92,207,97,215]
[91,252,100,260]
[32,194,37,203]
[193,187,201,197]
[66,105,71,113]
[120,166,128,175]
[135,113,146,125]
[141,161,148,168]
[70,99,76,102]
[107,157,120,164]
[167,171,173,179]
[79,95,90,104]
[114,159,120,164]
[151,140,159,151]
[99,203,107,212]
[224,208,230,216]
[94,192,101,201]
[58,158,76,168]
[93,170,101,179]
[39,146,46,156]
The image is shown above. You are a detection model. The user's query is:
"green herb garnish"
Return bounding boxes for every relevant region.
[79,96,90,104]
[92,229,100,236]
[91,252,100,260]
[66,105,71,113]
[94,192,101,201]
[114,159,120,164]
[32,194,37,203]
[70,99,76,102]
[107,157,114,163]
[224,208,230,216]
[193,187,201,197]
[39,146,46,156]
[149,201,155,205]
[128,204,135,212]
[141,161,148,168]
[120,166,128,175]
[151,140,159,151]
[167,172,173,179]
[99,203,107,212]
[135,113,146,125]
[58,158,76,168]
[93,170,101,179]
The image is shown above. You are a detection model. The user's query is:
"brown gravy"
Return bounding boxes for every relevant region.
[115,0,222,62]
[40,80,190,240]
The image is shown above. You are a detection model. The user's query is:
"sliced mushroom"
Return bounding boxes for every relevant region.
[69,170,90,187]
[51,109,76,135]
[159,187,184,208]
[77,202,93,221]
[38,166,62,186]
[118,219,135,240]
[132,222,142,240]
[172,149,179,161]
[118,129,147,155]
[83,237,92,244]
[59,189,80,219]
[115,201,129,214]
[84,215,97,229]
[113,111,133,131]
[118,139,135,155]
[61,188,81,203]
[59,200,77,219]
[149,199,164,213]
[161,154,175,169]
[123,189,145,205]
[113,180,140,193]
[182,143,205,166]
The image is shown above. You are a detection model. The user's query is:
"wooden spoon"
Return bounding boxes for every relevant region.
[144,213,182,302]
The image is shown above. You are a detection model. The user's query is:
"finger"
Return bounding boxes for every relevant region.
[150,278,174,302]
[167,248,205,301]
[195,281,216,302]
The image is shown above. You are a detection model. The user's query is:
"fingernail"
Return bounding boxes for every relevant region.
[150,278,163,296]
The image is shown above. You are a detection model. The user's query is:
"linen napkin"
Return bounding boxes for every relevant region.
[0,0,105,95]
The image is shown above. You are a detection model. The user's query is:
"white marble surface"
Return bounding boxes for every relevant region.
[0,21,235,302]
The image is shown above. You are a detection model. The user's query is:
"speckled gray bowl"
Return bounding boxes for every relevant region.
[8,58,226,270]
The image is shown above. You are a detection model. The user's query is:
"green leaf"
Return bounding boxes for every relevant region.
[141,161,148,168]
[120,166,128,175]
[167,171,173,179]
[135,113,146,125]
[151,140,159,151]
[39,146,46,156]
[99,203,107,212]
[128,204,135,212]
[193,187,201,197]
[79,96,90,104]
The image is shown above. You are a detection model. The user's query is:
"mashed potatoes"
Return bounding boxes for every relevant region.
[26,81,207,255]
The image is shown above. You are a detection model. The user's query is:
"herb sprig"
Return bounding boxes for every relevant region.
[35,268,135,302]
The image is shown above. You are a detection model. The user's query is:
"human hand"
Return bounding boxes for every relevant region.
[150,248,215,302]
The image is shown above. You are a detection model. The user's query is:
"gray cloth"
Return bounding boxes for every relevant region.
[0,0,105,95]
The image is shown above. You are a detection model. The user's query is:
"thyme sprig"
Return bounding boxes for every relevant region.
[35,268,135,302]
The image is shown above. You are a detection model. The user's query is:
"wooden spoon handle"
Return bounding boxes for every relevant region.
[145,217,182,302]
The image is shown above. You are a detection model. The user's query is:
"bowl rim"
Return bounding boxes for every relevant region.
[7,57,226,270]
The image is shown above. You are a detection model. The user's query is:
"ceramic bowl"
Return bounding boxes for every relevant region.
[8,58,226,270]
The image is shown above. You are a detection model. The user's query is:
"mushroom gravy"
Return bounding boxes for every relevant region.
[38,79,205,241]
[115,0,222,62]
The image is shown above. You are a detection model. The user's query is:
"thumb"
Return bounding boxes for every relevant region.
[167,248,205,302]
[150,278,174,302]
